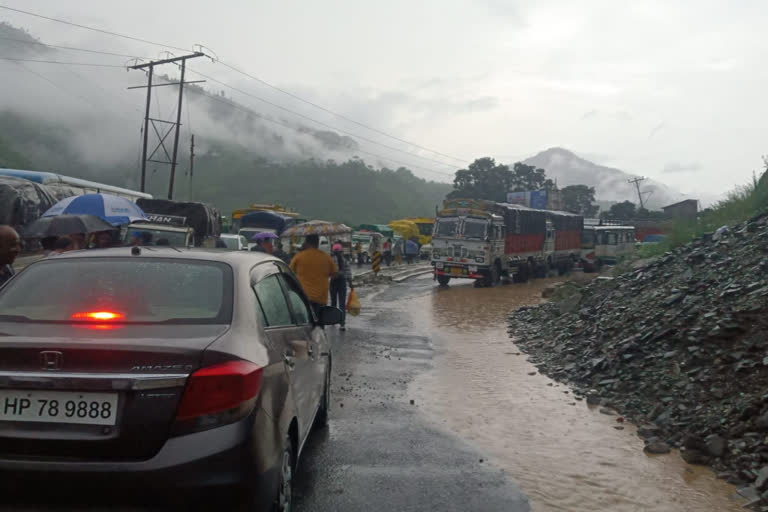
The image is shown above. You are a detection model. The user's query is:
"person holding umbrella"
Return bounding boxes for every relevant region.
[251,232,278,254]
[0,225,20,287]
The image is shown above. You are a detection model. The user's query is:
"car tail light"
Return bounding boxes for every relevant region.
[71,311,125,321]
[173,360,262,434]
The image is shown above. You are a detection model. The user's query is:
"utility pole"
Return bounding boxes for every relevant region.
[128,52,205,198]
[627,176,647,210]
[189,134,195,201]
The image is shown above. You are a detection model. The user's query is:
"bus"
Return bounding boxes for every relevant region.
[0,168,152,201]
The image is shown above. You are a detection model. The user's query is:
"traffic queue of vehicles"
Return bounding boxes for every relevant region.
[431,198,635,286]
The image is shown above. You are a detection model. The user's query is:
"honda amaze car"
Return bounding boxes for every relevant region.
[0,247,340,510]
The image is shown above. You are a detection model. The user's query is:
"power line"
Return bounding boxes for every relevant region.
[0,4,191,53]
[0,3,469,165]
[186,87,453,177]
[187,67,458,169]
[0,35,150,59]
[0,56,124,67]
[215,60,470,165]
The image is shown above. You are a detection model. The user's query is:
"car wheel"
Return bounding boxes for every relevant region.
[437,274,451,286]
[273,434,295,512]
[314,357,331,429]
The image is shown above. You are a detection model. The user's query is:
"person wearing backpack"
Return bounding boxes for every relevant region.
[330,242,353,330]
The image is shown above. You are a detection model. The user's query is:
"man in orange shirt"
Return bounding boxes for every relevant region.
[290,234,338,316]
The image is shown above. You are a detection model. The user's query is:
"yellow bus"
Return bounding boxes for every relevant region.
[389,217,435,246]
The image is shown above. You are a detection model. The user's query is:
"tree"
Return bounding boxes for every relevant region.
[510,162,549,192]
[561,185,599,217]
[448,157,515,202]
[605,200,637,219]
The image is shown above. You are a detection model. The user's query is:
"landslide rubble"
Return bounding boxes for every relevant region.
[507,211,768,507]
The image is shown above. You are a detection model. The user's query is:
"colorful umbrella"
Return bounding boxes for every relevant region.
[42,194,148,225]
[252,232,279,241]
[23,214,115,238]
[281,220,353,238]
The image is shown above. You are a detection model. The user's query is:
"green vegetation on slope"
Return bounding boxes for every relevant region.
[189,142,451,224]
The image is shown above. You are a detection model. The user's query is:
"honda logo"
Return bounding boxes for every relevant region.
[39,351,63,371]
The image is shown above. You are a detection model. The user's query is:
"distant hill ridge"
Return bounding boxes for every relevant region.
[524,147,689,209]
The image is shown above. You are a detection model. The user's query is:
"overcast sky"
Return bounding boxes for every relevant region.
[3,0,768,197]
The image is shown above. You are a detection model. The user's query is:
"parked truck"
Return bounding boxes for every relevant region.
[431,198,583,286]
[132,199,221,247]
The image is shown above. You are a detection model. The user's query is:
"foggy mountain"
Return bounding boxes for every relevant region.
[0,23,451,222]
[524,148,692,210]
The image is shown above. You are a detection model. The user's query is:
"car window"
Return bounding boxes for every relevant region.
[278,274,313,325]
[0,258,232,324]
[253,275,293,327]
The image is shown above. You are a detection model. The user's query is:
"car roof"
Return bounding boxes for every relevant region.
[219,233,241,238]
[37,247,280,270]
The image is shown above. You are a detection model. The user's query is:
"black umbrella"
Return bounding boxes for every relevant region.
[23,214,116,238]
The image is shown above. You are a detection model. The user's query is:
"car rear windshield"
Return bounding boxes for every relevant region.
[0,258,233,324]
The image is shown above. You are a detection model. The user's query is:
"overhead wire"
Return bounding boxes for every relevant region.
[0,3,468,166]
[215,60,470,165]
[187,67,458,169]
[185,86,453,177]
[0,56,125,67]
[0,4,191,53]
[0,35,151,59]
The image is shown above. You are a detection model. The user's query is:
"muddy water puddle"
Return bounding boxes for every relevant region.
[407,277,743,512]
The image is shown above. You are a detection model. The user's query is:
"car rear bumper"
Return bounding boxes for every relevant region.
[0,409,280,507]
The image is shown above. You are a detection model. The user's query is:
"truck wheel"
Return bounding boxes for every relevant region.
[437,275,451,286]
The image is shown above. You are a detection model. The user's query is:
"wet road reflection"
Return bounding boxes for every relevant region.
[408,277,744,512]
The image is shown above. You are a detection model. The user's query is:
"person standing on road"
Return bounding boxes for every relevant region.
[355,241,363,267]
[383,238,393,266]
[290,234,338,316]
[330,243,353,331]
[393,238,403,265]
[405,238,419,264]
[0,225,20,287]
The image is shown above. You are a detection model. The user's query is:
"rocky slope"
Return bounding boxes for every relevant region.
[507,210,768,508]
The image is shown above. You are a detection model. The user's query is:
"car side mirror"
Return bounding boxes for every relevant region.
[318,306,343,326]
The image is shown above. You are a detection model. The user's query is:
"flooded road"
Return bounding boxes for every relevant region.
[409,276,744,512]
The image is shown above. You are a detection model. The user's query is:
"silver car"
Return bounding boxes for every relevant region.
[0,247,340,510]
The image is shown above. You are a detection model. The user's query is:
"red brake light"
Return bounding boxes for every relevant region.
[71,311,125,321]
[175,360,263,421]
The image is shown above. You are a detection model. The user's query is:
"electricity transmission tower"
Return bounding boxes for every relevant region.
[128,52,205,199]
[627,176,647,210]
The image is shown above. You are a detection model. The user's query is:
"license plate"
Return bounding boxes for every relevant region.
[450,267,464,275]
[435,262,444,269]
[0,390,119,426]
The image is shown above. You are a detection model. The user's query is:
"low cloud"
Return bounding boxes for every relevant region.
[580,109,599,120]
[648,122,666,139]
[663,161,703,173]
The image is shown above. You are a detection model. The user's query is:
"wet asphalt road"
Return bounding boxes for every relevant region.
[293,277,530,512]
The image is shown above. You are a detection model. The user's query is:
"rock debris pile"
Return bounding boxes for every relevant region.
[508,211,768,508]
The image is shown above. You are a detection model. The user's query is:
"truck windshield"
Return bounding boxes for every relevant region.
[462,219,488,240]
[435,218,459,237]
